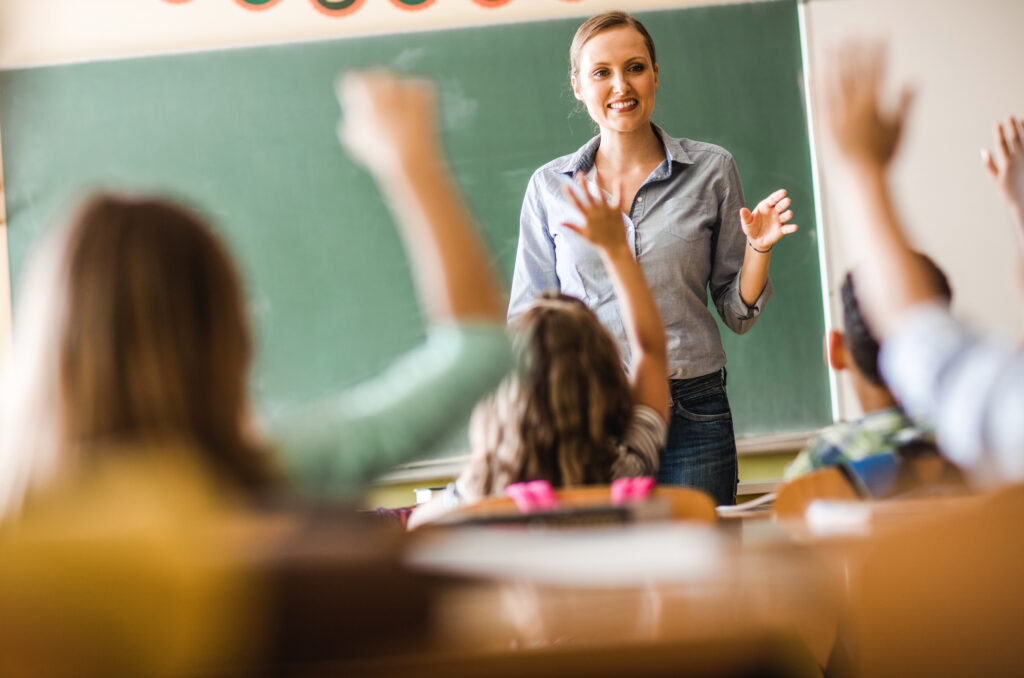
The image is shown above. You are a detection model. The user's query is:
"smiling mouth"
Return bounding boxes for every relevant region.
[608,99,638,112]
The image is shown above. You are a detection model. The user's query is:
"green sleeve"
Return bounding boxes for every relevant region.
[274,324,512,498]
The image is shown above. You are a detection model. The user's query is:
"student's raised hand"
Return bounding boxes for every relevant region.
[560,172,629,253]
[335,70,441,178]
[741,188,798,253]
[981,116,1024,217]
[823,43,913,169]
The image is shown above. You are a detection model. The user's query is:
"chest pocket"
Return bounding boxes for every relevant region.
[657,195,713,243]
[550,215,634,307]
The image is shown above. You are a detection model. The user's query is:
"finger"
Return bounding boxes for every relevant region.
[896,87,914,128]
[762,188,787,208]
[981,148,998,177]
[562,182,587,214]
[739,207,754,226]
[778,209,794,222]
[996,122,1011,161]
[1008,115,1022,152]
[575,171,597,204]
[781,224,799,235]
[561,221,583,235]
[774,197,792,213]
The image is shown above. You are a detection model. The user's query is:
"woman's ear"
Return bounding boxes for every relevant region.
[571,74,582,101]
[653,63,660,91]
[827,329,848,371]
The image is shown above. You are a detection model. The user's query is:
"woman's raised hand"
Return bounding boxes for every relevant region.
[336,70,441,178]
[740,188,798,252]
[561,172,629,253]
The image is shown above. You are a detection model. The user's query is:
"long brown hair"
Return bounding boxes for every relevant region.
[461,293,632,500]
[0,194,277,518]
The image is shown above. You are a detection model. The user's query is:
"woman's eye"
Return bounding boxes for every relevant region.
[592,69,609,78]
[628,63,645,73]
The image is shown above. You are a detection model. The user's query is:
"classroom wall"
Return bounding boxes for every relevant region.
[0,0,745,374]
[0,0,744,69]
[2,0,1022,478]
[803,0,1024,421]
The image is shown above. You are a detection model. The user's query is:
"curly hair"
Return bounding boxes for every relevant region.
[460,293,632,500]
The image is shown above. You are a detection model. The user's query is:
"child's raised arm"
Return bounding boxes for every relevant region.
[560,172,669,422]
[981,115,1024,240]
[337,71,505,324]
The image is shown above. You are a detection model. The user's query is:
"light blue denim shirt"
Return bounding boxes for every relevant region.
[509,124,771,379]
[880,302,1024,487]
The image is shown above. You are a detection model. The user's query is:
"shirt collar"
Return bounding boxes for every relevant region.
[857,406,911,433]
[553,123,695,177]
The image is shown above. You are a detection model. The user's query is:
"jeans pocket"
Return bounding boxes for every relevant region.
[673,387,732,423]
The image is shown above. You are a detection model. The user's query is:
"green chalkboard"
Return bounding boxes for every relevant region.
[0,0,830,440]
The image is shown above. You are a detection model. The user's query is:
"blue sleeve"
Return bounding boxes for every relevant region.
[274,324,512,498]
[508,171,560,321]
[709,154,772,335]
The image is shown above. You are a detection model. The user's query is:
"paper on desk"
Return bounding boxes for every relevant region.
[804,499,872,537]
[405,523,725,588]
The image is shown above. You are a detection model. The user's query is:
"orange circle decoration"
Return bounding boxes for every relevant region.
[311,0,366,17]
[390,0,437,10]
[234,0,284,9]
[472,0,514,7]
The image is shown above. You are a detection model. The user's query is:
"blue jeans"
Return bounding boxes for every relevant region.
[656,370,738,506]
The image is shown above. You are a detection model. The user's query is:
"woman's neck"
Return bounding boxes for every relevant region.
[595,124,663,173]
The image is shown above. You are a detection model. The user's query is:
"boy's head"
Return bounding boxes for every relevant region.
[831,254,952,385]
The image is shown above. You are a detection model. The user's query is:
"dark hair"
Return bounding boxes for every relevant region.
[841,254,952,385]
[569,11,657,79]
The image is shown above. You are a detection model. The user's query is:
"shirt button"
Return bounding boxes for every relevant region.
[637,195,644,203]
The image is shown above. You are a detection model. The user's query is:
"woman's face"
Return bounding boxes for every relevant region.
[572,26,659,135]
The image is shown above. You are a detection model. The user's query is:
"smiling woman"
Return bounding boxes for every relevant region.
[508,10,799,505]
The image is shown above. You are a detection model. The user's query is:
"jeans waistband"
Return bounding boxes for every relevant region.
[669,369,726,398]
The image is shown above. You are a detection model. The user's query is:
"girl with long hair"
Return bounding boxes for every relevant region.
[408,173,670,528]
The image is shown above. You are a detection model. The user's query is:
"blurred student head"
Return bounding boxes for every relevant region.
[831,253,952,386]
[0,193,278,520]
[461,292,631,499]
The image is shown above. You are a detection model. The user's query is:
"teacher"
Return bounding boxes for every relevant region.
[508,10,797,505]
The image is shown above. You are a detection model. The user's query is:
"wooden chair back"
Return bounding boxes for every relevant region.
[773,467,859,520]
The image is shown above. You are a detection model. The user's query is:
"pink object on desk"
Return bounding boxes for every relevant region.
[505,481,559,513]
[611,477,655,506]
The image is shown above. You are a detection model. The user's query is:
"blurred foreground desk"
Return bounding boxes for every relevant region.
[376,523,833,678]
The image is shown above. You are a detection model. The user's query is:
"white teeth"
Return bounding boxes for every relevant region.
[609,100,637,109]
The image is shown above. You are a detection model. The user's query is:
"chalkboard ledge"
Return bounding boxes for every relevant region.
[371,431,817,487]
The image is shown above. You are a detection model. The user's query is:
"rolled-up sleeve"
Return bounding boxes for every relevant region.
[275,324,512,498]
[709,154,772,335]
[508,171,559,321]
[880,303,1024,486]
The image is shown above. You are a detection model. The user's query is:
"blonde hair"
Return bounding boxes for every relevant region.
[569,10,657,78]
[460,293,632,501]
[0,194,277,519]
